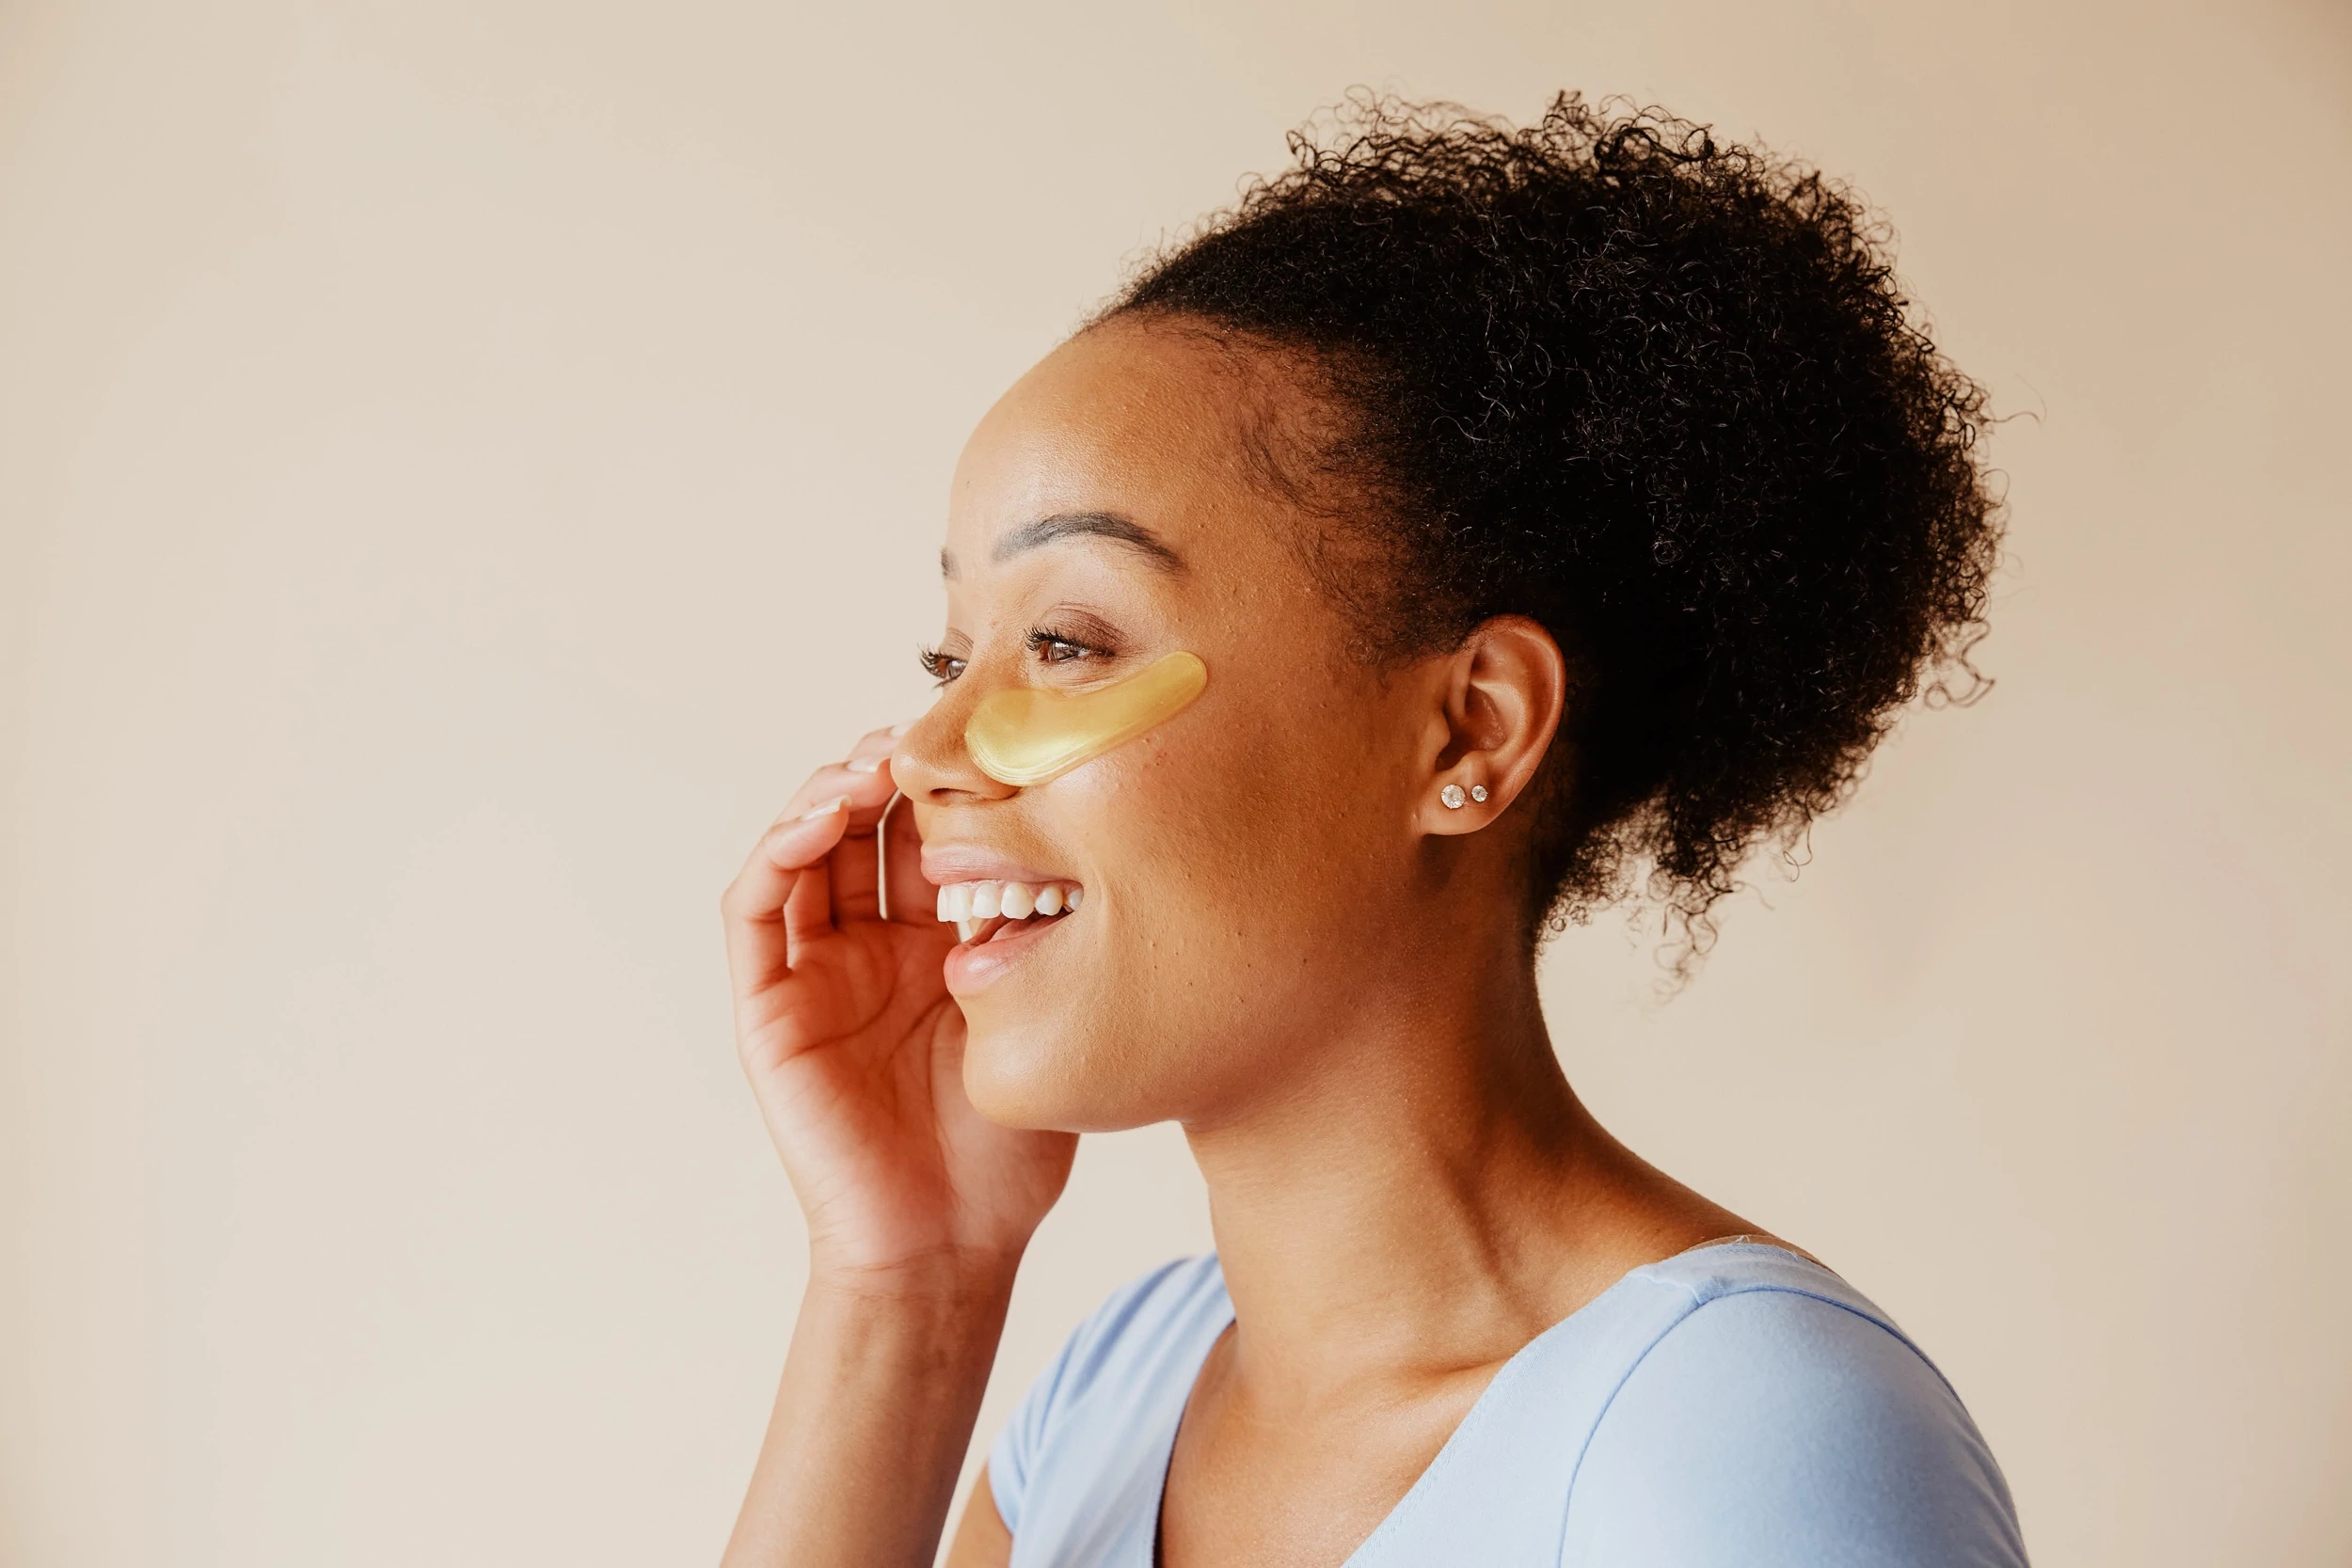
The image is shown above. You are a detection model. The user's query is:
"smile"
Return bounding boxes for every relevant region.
[934,879,1086,925]
[935,880,1084,993]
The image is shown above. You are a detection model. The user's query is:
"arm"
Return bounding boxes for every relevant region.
[718,732,1074,1567]
[943,1465,1014,1568]
[723,1265,1015,1568]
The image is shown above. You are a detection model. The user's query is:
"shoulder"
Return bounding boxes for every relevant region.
[988,1255,1230,1538]
[1561,1247,2027,1567]
[1024,1252,1231,1416]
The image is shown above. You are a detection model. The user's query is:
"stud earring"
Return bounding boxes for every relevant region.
[1441,784,1467,809]
[1470,784,1489,803]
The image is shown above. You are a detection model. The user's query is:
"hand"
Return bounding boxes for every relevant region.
[722,726,1077,1287]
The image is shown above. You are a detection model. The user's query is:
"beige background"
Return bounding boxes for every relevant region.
[3,1,2346,1563]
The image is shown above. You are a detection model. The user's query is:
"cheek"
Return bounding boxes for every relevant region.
[959,684,1412,1127]
[1082,683,1391,933]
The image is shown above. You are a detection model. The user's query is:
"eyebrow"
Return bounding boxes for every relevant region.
[938,511,1185,579]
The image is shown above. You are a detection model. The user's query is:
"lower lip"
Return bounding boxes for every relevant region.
[942,910,1074,995]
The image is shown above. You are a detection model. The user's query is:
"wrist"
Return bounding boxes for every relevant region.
[804,1239,1026,1308]
[791,1251,1020,1404]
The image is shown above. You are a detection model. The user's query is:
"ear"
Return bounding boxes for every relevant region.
[1413,615,1567,838]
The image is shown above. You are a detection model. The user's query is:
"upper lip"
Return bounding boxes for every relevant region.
[918,845,1075,886]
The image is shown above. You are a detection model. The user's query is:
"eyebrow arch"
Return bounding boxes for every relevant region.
[990,511,1185,573]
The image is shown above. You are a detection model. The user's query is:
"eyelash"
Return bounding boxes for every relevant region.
[916,627,1113,687]
[1026,626,1111,664]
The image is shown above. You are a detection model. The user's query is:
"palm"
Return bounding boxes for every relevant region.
[724,758,1074,1275]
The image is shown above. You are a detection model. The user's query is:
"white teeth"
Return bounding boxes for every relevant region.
[932,879,1083,927]
[1064,885,1083,911]
[956,917,980,942]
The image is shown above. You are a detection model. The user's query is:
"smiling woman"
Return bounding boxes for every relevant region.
[716,95,2020,1568]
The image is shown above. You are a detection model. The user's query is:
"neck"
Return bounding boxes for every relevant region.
[1181,941,1669,1407]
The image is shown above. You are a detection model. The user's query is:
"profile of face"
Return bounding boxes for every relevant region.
[892,319,1563,1134]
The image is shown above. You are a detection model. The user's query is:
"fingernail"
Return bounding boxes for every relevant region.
[846,756,883,773]
[888,721,913,736]
[799,796,850,821]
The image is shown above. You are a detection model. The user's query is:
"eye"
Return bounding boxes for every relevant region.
[917,645,966,686]
[1026,626,1112,665]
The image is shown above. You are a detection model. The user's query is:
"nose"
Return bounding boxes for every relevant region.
[891,678,1018,808]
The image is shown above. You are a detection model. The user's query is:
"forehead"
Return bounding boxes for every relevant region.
[944,321,1311,588]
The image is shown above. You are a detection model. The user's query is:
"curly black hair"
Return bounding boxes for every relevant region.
[1104,92,2000,958]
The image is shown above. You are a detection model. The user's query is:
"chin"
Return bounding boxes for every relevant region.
[958,1008,1169,1134]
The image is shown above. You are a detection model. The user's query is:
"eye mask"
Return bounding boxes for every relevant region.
[964,651,1208,787]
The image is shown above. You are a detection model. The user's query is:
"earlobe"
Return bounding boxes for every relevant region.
[1419,615,1566,836]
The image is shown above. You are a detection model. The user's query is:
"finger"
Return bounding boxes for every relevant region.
[722,800,851,990]
[882,781,932,927]
[826,763,948,931]
[842,721,910,769]
[825,760,899,927]
[772,758,898,827]
[825,720,913,791]
[783,822,837,951]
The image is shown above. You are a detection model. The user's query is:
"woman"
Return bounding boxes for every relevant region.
[720,97,2025,1567]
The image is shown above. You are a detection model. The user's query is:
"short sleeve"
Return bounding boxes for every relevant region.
[1560,1289,2027,1568]
[987,1317,1080,1537]
[985,1256,1226,1541]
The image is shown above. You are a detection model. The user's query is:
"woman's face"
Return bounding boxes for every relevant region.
[894,320,1467,1133]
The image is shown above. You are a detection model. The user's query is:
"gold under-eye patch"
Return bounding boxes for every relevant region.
[964,651,1208,787]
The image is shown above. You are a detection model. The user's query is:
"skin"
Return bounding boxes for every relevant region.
[718,318,1776,1568]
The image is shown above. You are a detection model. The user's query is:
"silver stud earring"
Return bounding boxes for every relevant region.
[1440,784,1467,809]
[1470,784,1489,803]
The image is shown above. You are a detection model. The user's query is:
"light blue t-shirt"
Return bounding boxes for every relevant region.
[990,1243,2026,1566]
